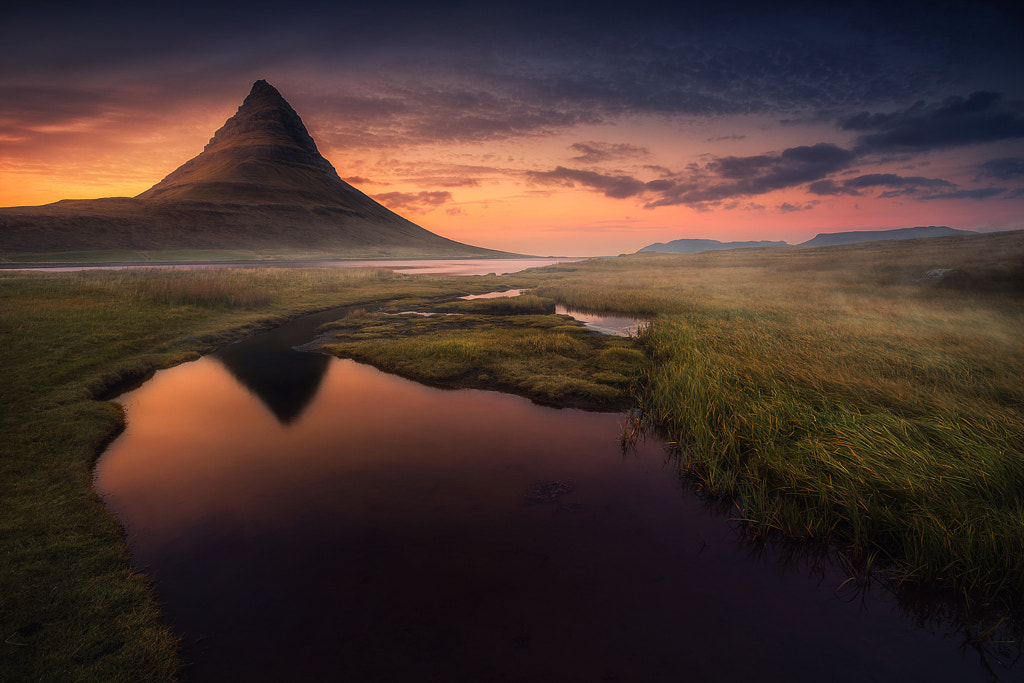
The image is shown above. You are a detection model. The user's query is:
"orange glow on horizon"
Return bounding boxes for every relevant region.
[3,100,1021,256]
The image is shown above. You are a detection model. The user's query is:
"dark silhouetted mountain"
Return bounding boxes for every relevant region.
[798,227,975,247]
[0,80,513,257]
[637,238,789,254]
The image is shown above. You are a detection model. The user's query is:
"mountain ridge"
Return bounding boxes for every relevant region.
[637,238,788,254]
[637,226,981,254]
[798,226,974,247]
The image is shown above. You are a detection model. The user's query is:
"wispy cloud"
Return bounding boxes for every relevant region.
[808,173,955,197]
[373,190,453,212]
[529,143,857,209]
[568,141,650,164]
[976,157,1024,181]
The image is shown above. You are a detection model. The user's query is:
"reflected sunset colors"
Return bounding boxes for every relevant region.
[94,317,987,681]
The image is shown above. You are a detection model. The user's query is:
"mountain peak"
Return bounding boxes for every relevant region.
[136,80,340,202]
[0,79,513,257]
[202,79,320,155]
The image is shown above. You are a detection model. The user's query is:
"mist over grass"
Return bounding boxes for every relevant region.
[532,231,1024,615]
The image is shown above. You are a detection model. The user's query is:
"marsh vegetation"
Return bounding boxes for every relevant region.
[2,228,1022,680]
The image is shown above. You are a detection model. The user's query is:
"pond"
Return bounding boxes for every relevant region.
[92,304,1005,681]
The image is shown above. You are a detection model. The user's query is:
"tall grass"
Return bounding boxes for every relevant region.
[531,232,1024,613]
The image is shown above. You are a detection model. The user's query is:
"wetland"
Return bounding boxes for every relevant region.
[2,231,1023,680]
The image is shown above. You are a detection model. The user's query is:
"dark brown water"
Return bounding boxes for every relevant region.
[94,312,1004,682]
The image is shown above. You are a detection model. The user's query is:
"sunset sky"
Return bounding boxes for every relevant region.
[2,0,1022,256]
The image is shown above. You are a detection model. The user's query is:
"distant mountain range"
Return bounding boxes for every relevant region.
[637,239,789,254]
[637,226,977,254]
[0,80,511,258]
[798,226,975,247]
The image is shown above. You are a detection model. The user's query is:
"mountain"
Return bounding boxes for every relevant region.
[637,238,789,254]
[0,80,511,258]
[798,226,975,247]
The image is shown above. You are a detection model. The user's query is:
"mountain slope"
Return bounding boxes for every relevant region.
[0,80,511,258]
[799,226,974,247]
[637,238,788,254]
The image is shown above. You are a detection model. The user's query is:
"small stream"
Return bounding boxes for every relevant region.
[92,301,1006,681]
[459,289,646,337]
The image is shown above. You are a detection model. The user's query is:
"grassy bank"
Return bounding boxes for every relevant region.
[532,231,1024,616]
[311,298,644,410]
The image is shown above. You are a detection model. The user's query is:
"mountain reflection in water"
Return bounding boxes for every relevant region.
[217,332,330,424]
[93,314,1004,682]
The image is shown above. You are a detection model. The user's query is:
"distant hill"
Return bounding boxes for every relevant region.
[637,238,789,254]
[0,80,512,258]
[799,226,975,247]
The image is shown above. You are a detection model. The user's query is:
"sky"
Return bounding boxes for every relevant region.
[1,0,1023,256]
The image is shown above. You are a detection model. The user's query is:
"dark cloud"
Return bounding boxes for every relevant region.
[530,143,857,208]
[372,190,453,212]
[310,85,603,149]
[808,173,955,197]
[976,157,1024,181]
[779,201,819,213]
[568,141,650,164]
[527,167,647,199]
[0,86,113,129]
[645,143,856,207]
[918,188,1006,201]
[843,92,1024,154]
[6,1,1021,148]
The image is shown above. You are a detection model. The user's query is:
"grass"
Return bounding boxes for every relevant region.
[1,229,1022,679]
[532,231,1024,619]
[312,301,643,410]
[3,250,151,263]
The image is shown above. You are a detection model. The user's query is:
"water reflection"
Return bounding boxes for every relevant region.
[94,355,996,682]
[460,289,523,300]
[216,340,329,424]
[554,304,646,337]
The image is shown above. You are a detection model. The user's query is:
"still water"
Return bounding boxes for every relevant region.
[94,311,994,682]
[4,258,582,274]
